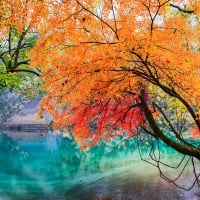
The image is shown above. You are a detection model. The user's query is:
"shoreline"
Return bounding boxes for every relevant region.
[0,123,49,140]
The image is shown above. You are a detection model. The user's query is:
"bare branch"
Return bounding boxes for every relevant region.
[9,69,40,76]
[75,0,119,40]
[170,3,194,14]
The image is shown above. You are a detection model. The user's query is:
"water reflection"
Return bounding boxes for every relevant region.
[0,132,199,200]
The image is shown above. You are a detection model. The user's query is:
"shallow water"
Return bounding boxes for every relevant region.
[0,132,199,200]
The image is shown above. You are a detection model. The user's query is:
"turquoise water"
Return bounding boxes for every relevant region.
[0,132,199,200]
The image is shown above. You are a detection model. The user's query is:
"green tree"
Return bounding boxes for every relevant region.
[0,26,42,97]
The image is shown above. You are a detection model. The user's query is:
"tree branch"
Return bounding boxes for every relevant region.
[9,69,40,76]
[170,3,194,14]
[139,91,200,160]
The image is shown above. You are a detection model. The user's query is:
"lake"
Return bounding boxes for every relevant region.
[0,131,199,200]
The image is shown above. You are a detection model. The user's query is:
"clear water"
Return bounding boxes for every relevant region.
[0,132,199,200]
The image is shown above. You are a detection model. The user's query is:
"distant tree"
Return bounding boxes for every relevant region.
[0,89,28,123]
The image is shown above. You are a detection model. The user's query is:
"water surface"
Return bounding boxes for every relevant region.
[0,132,199,200]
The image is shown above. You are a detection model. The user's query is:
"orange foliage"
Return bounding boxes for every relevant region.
[0,0,48,33]
[190,127,200,138]
[34,0,200,146]
[1,0,200,147]
[52,95,145,148]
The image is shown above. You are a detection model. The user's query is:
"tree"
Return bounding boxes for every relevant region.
[34,1,200,147]
[29,0,200,189]
[2,0,200,189]
[0,0,47,95]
